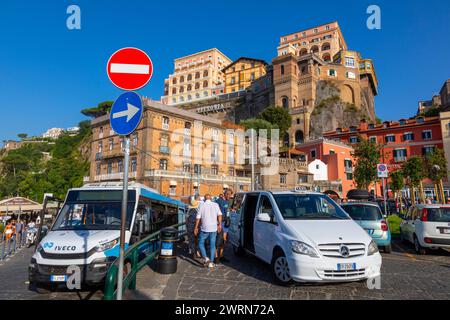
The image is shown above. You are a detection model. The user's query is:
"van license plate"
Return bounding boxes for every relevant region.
[337,263,356,271]
[50,275,67,282]
[442,228,450,234]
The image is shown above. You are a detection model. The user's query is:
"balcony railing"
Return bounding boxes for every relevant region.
[145,169,251,184]
[93,172,137,182]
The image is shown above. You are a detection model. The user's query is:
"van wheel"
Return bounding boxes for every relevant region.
[232,245,245,257]
[414,236,426,255]
[271,251,294,286]
[384,244,392,253]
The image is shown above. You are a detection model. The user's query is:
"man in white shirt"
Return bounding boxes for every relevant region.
[194,194,222,268]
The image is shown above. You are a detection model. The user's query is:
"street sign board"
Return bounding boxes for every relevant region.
[110,92,143,136]
[377,163,388,178]
[107,47,153,91]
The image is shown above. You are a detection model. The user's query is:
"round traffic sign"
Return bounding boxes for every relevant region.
[110,92,143,136]
[378,164,387,172]
[107,47,153,91]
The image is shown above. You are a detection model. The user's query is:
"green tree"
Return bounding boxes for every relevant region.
[402,156,425,204]
[239,118,276,138]
[81,101,114,118]
[390,170,405,212]
[17,133,28,140]
[258,106,292,137]
[352,136,382,190]
[424,148,448,203]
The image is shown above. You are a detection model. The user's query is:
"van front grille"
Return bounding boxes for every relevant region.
[318,243,366,258]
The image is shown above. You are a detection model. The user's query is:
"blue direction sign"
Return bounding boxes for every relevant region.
[110,92,143,136]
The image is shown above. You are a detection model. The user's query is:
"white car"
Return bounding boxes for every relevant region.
[400,204,450,254]
[228,190,382,285]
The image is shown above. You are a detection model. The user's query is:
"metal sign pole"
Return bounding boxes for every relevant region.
[382,177,388,216]
[251,129,255,191]
[117,136,130,300]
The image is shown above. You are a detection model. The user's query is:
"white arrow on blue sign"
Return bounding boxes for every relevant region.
[110,92,143,136]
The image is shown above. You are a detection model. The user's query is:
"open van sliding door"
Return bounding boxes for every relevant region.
[242,193,259,254]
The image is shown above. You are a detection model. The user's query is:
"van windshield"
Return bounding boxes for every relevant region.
[273,194,349,220]
[52,190,136,231]
[341,204,382,221]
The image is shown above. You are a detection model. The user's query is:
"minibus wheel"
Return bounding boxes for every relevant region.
[271,251,294,286]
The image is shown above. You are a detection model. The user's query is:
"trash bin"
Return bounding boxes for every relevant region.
[157,227,178,274]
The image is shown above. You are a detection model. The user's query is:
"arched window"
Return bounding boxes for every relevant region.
[299,48,308,56]
[187,74,192,81]
[172,88,177,94]
[195,72,200,79]
[295,130,304,144]
[301,65,308,75]
[179,86,184,93]
[188,95,192,100]
[159,159,168,170]
[321,43,330,51]
[203,91,208,97]
[310,45,319,54]
[187,84,192,91]
[172,78,177,85]
[180,76,184,83]
[203,80,208,88]
[195,82,200,90]
[203,70,208,77]
[281,65,285,75]
[195,93,200,99]
[281,97,289,109]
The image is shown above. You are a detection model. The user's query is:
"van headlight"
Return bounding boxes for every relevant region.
[95,238,119,252]
[368,240,379,256]
[290,241,319,258]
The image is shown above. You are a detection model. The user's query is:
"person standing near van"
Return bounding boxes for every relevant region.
[186,198,201,258]
[194,194,222,268]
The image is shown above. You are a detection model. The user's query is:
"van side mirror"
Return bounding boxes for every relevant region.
[257,213,271,223]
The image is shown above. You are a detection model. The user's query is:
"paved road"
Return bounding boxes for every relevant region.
[0,239,449,300]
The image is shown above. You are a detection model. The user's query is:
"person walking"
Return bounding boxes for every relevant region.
[194,194,222,268]
[15,219,24,246]
[215,191,232,263]
[186,197,201,259]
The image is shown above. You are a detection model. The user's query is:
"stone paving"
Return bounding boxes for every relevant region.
[0,239,449,300]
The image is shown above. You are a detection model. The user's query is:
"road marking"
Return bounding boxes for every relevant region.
[110,63,150,74]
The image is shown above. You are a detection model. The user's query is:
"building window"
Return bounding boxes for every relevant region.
[96,163,101,175]
[131,158,137,172]
[349,136,359,143]
[250,72,255,81]
[349,126,357,132]
[187,74,192,81]
[188,95,192,100]
[203,80,208,88]
[160,134,169,154]
[325,25,330,30]
[281,97,289,109]
[132,134,138,147]
[169,186,176,196]
[422,130,432,140]
[211,143,219,161]
[385,135,396,143]
[399,119,406,126]
[310,149,316,158]
[280,174,287,185]
[422,146,435,156]
[368,124,375,129]
[346,71,356,79]
[369,136,377,143]
[203,70,208,77]
[109,138,114,151]
[328,69,336,77]
[211,165,219,175]
[228,168,234,176]
[195,72,200,79]
[346,173,353,180]
[162,116,169,130]
[203,91,208,97]
[183,138,191,157]
[118,160,123,173]
[187,84,192,91]
[172,98,176,104]
[314,28,318,34]
[345,57,355,68]
[195,82,200,90]
[231,77,235,85]
[416,117,424,124]
[394,149,407,162]
[183,163,191,172]
[172,78,177,85]
[403,132,414,141]
[180,76,184,83]
[159,159,168,170]
[107,161,113,174]
[281,65,285,75]
[298,174,308,183]
[329,149,335,155]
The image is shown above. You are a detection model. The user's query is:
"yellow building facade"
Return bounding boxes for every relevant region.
[223,57,267,93]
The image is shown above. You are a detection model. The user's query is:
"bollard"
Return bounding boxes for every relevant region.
[1,234,5,261]
[157,227,178,274]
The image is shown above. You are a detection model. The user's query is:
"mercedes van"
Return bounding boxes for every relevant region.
[229,190,382,285]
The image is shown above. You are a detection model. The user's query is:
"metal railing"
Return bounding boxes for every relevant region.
[103,222,186,300]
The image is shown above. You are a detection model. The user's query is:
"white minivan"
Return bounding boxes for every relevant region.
[229,190,382,285]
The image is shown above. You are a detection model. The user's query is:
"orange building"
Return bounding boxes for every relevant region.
[296,139,355,198]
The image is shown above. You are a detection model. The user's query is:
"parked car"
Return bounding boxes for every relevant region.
[400,204,450,254]
[228,190,382,285]
[340,202,392,253]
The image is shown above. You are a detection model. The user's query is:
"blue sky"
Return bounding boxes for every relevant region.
[1,0,449,141]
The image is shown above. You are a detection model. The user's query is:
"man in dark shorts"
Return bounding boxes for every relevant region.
[214,191,232,263]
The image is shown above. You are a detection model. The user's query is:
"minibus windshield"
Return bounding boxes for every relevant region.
[274,194,349,220]
[52,190,136,231]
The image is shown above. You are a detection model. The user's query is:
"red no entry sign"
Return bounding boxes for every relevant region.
[107,47,153,90]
